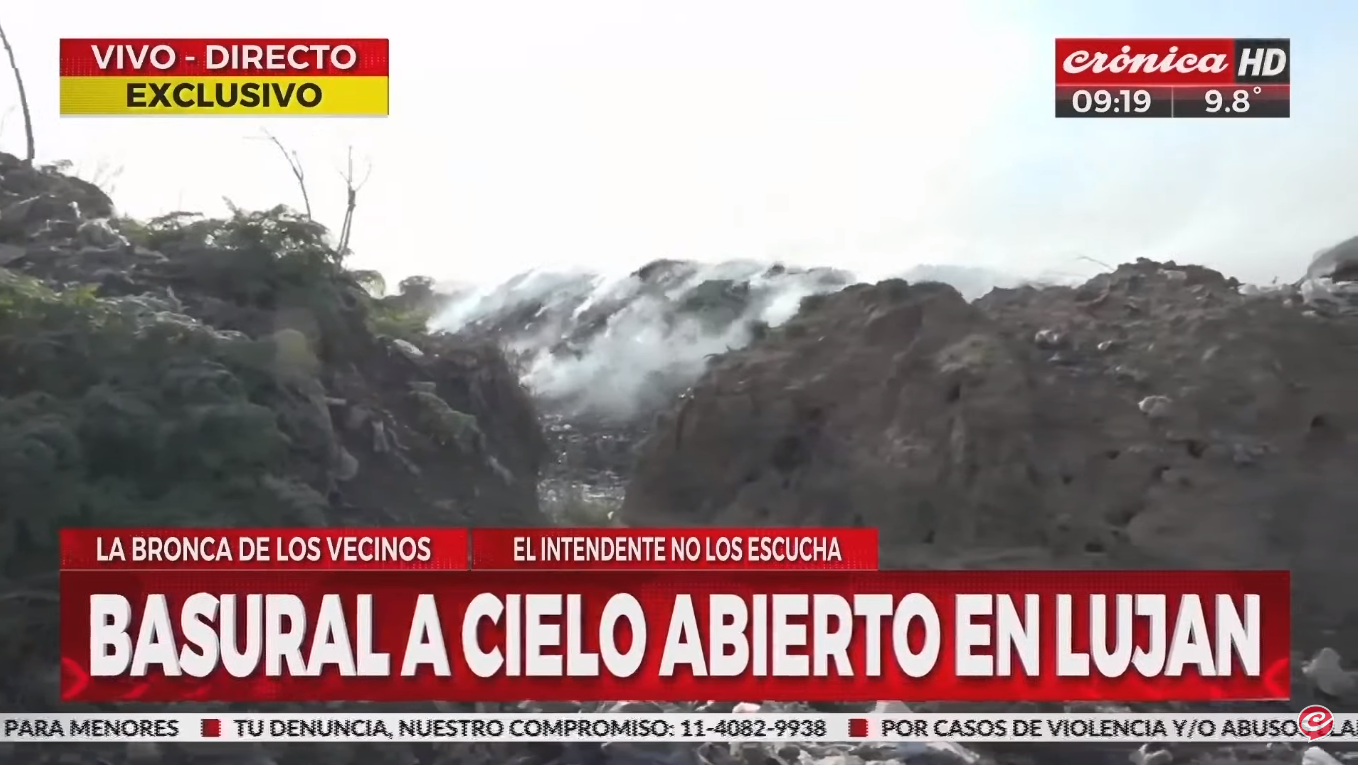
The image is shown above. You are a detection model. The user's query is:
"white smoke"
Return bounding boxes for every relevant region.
[434,269,600,336]
[430,260,1036,421]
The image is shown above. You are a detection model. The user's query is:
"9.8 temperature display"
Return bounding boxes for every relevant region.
[1173,85,1290,118]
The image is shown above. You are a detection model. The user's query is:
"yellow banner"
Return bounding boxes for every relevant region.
[60,76,388,116]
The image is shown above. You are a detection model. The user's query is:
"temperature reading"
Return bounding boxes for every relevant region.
[1178,84,1288,118]
[1204,87,1262,113]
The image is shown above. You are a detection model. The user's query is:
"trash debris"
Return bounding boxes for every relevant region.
[1138,395,1174,418]
[1303,647,1358,698]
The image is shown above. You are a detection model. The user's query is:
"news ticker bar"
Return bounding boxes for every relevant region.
[57,39,389,116]
[0,712,1349,743]
[1054,85,1290,119]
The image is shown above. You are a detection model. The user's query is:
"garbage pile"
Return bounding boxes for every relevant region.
[0,154,549,717]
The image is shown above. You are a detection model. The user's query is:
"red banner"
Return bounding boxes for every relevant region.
[469,528,878,570]
[59,39,389,77]
[1055,38,1290,87]
[61,529,468,571]
[59,535,1290,703]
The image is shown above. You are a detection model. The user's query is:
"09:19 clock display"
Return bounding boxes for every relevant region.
[1078,88,1152,114]
[1055,87,1171,118]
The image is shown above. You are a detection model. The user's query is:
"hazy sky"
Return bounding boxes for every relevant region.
[3,0,1354,286]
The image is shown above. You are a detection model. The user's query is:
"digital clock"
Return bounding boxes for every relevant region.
[1054,87,1172,119]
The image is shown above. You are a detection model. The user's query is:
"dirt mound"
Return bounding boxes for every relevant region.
[624,259,1358,645]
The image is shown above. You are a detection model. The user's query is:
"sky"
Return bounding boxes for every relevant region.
[2,0,1355,287]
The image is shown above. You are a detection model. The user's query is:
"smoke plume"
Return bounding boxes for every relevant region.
[431,260,1042,421]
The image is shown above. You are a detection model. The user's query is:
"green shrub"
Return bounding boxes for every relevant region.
[0,269,330,587]
[120,205,373,360]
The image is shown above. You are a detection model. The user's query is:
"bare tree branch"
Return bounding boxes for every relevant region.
[335,146,373,257]
[252,133,372,258]
[258,129,313,219]
[0,18,35,163]
[1075,254,1114,271]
